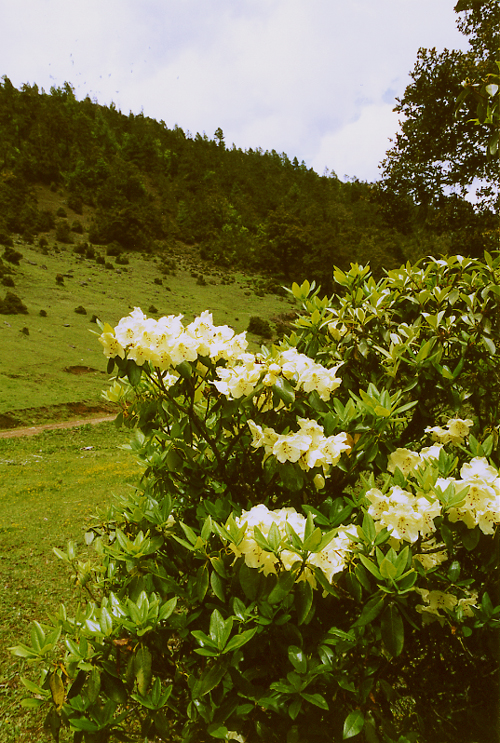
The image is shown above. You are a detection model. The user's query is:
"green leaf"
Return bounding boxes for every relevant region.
[135,645,153,695]
[358,554,382,580]
[296,579,314,625]
[482,335,496,355]
[381,604,404,657]
[462,525,480,551]
[268,570,295,605]
[288,645,307,674]
[210,570,225,602]
[362,512,376,543]
[267,521,282,552]
[127,359,143,386]
[239,561,261,600]
[100,606,113,636]
[379,557,398,581]
[301,692,329,710]
[343,709,364,738]
[194,662,228,697]
[354,594,385,627]
[49,672,65,709]
[272,376,295,405]
[196,564,209,602]
[222,627,257,654]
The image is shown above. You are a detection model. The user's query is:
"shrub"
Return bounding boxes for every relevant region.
[73,244,86,256]
[38,236,48,249]
[1,276,14,287]
[3,247,23,265]
[106,242,122,257]
[20,326,29,335]
[37,210,55,232]
[55,220,73,244]
[96,255,105,265]
[115,253,130,265]
[0,291,28,314]
[13,255,500,743]
[154,277,163,285]
[71,220,84,234]
[56,206,67,218]
[74,305,87,315]
[0,231,14,247]
[67,194,83,215]
[39,309,47,317]
[55,274,64,285]
[104,261,114,270]
[248,315,272,337]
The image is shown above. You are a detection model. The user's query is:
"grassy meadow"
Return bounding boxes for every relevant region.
[0,422,142,742]
[1,191,294,427]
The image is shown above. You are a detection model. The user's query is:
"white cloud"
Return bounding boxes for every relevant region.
[311,103,401,181]
[0,0,469,180]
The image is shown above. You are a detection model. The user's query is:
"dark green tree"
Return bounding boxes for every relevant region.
[379,0,499,216]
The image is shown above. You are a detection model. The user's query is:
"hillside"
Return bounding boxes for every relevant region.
[1,77,494,291]
[0,187,292,425]
[0,77,495,425]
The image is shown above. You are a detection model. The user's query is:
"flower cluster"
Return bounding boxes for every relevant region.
[99,309,249,369]
[247,418,351,474]
[425,417,473,445]
[368,452,500,541]
[214,346,342,402]
[415,588,477,625]
[365,485,441,543]
[228,504,353,587]
[443,457,500,535]
[387,445,443,476]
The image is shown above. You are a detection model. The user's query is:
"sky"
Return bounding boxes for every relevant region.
[0,0,469,183]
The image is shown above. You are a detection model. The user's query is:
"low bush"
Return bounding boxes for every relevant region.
[13,255,500,743]
[0,291,28,314]
[248,315,272,337]
[3,247,23,265]
[55,220,73,244]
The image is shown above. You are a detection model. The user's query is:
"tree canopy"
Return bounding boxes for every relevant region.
[379,0,499,217]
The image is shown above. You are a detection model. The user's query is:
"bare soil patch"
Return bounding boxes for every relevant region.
[0,414,116,438]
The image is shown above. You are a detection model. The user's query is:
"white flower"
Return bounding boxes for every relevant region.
[425,418,473,445]
[447,457,500,534]
[388,448,421,476]
[415,589,457,625]
[99,326,125,359]
[272,432,311,463]
[366,486,439,543]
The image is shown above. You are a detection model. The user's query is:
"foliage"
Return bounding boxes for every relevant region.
[13,253,500,742]
[379,0,499,223]
[0,76,490,289]
[0,290,28,314]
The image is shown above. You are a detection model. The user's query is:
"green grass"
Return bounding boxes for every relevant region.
[0,421,141,742]
[1,240,292,423]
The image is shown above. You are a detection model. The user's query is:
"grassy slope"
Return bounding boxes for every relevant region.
[1,186,292,424]
[0,422,142,742]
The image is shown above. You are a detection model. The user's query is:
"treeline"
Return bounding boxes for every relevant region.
[0,77,494,290]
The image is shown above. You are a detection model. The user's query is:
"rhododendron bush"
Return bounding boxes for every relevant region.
[13,254,499,742]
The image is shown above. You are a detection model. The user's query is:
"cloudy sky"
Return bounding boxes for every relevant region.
[1,0,468,182]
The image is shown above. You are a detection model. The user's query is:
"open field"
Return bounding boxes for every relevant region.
[0,421,142,742]
[1,222,293,426]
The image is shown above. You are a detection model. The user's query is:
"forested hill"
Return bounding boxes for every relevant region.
[0,77,491,290]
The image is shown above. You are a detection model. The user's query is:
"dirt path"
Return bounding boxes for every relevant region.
[0,415,116,439]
